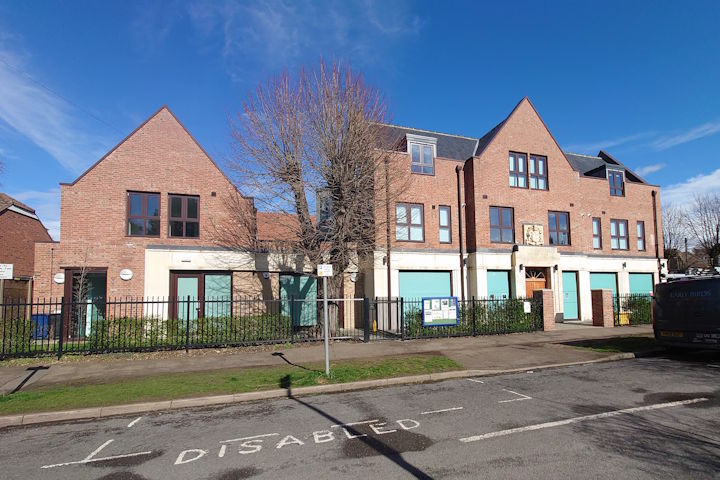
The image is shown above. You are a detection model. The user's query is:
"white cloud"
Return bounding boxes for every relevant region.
[652,120,720,151]
[564,132,655,154]
[634,163,666,177]
[0,46,109,174]
[661,168,720,207]
[183,0,422,79]
[9,188,61,240]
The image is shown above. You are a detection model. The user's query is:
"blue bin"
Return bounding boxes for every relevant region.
[31,314,50,339]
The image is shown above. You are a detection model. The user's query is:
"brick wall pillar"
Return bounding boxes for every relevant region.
[591,289,614,328]
[533,288,555,331]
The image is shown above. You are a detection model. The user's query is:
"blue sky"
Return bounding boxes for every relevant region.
[1,0,719,240]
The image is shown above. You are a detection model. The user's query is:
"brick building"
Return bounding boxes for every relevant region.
[32,98,664,325]
[0,194,52,302]
[368,97,664,322]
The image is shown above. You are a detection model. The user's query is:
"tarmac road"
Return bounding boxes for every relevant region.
[1,352,719,479]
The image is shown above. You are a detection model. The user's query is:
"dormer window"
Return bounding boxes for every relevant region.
[406,134,436,175]
[608,169,625,196]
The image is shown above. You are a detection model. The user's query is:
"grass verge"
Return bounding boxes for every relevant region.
[567,335,657,353]
[0,354,461,416]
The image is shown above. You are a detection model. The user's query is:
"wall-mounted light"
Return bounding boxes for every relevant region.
[553,264,559,272]
[382,256,387,265]
[350,272,357,282]
[262,272,270,279]
[622,262,627,269]
[519,264,524,271]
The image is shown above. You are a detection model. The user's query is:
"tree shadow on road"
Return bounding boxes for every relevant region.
[279,374,433,479]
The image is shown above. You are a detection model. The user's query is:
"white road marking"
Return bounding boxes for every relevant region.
[420,407,464,415]
[459,397,709,443]
[219,433,279,444]
[467,378,484,384]
[127,416,143,428]
[41,439,154,469]
[330,419,379,428]
[498,389,532,403]
[707,364,720,368]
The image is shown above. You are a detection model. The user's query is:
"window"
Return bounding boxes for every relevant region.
[592,217,602,249]
[127,192,160,236]
[529,155,548,190]
[608,170,624,196]
[439,205,451,243]
[509,152,527,188]
[490,206,514,243]
[637,221,646,251]
[610,219,628,250]
[396,203,424,242]
[548,211,570,245]
[169,194,200,238]
[410,143,434,175]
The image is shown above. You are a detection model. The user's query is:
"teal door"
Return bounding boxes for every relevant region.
[177,276,199,321]
[629,273,654,295]
[562,271,579,320]
[398,271,452,300]
[280,275,318,326]
[590,273,618,296]
[204,274,232,318]
[487,270,510,300]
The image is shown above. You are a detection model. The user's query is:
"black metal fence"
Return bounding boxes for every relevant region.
[0,295,545,359]
[613,294,653,326]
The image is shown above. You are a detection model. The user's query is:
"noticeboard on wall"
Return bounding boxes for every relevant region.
[421,297,459,327]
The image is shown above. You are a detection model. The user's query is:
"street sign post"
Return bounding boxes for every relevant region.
[317,264,333,376]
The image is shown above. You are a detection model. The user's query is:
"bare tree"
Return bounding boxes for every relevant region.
[225,61,407,299]
[662,203,688,271]
[686,193,720,268]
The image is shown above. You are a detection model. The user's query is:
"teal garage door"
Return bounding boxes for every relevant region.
[562,271,579,320]
[487,270,511,300]
[629,273,654,295]
[280,274,317,326]
[590,272,618,296]
[398,271,452,300]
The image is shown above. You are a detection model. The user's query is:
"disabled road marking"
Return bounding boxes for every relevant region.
[41,439,154,469]
[498,389,532,403]
[459,397,709,443]
[127,416,143,428]
[420,407,464,415]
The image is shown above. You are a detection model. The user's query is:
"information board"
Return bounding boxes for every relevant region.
[421,297,459,327]
[0,264,13,280]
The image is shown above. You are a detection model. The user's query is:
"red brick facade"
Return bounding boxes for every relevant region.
[0,208,52,277]
[33,106,253,299]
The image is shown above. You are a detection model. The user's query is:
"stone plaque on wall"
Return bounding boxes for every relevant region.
[523,224,544,246]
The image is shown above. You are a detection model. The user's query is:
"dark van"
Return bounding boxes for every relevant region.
[653,277,720,350]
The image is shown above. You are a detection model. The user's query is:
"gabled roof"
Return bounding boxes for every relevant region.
[379,124,478,161]
[0,193,34,214]
[61,106,246,196]
[563,151,648,184]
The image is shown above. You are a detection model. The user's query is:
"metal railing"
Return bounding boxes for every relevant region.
[613,294,652,326]
[0,295,544,359]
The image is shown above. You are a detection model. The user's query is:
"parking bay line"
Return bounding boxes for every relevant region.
[459,397,709,443]
[41,439,154,469]
[498,389,532,403]
[420,407,464,415]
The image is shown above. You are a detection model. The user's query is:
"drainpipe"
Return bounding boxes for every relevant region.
[456,165,465,302]
[651,190,661,281]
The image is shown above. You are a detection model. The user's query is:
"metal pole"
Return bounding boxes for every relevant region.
[323,277,330,376]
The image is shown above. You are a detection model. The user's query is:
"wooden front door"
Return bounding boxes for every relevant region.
[525,268,548,298]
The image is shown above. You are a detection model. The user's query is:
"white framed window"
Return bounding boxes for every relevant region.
[637,221,646,251]
[610,219,628,250]
[439,205,451,243]
[396,203,424,242]
[406,134,436,175]
[592,217,602,249]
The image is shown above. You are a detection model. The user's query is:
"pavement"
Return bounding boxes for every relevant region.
[0,323,654,395]
[1,353,719,479]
